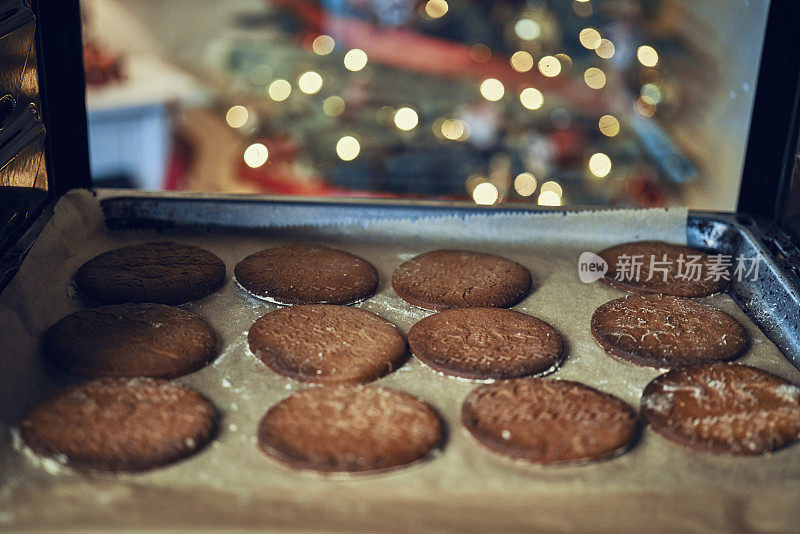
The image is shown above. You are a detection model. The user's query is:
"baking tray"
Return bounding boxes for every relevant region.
[98,192,800,371]
[2,190,800,533]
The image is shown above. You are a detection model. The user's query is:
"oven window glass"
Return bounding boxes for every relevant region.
[79,0,770,211]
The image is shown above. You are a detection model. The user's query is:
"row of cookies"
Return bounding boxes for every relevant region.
[18,240,800,474]
[24,242,558,472]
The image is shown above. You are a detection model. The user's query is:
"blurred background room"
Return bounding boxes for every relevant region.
[79,0,770,211]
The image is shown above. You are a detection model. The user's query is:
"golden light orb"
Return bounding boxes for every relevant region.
[394,107,419,131]
[344,49,368,71]
[425,0,449,19]
[473,182,499,205]
[312,35,335,55]
[538,56,561,77]
[520,87,544,110]
[637,45,659,67]
[579,28,601,49]
[589,152,612,178]
[583,67,606,89]
[298,71,323,94]
[480,78,505,101]
[510,50,534,72]
[336,136,360,161]
[268,79,292,101]
[598,115,620,137]
[514,173,537,196]
[243,143,269,168]
[225,105,249,128]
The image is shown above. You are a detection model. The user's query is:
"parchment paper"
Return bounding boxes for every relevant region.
[1,190,799,533]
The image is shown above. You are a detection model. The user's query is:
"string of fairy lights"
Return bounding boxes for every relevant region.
[223,0,663,206]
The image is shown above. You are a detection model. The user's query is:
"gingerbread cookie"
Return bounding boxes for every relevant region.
[391,250,531,311]
[257,385,443,473]
[591,294,746,368]
[20,378,217,472]
[75,242,226,305]
[408,307,562,380]
[462,379,638,465]
[44,303,217,378]
[597,241,727,297]
[641,363,800,455]
[248,305,406,384]
[235,244,378,305]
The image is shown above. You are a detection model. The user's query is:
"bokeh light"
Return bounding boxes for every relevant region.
[268,79,292,101]
[595,39,615,59]
[598,115,620,137]
[323,96,345,117]
[635,97,657,117]
[344,49,368,71]
[541,180,563,198]
[584,67,606,89]
[514,173,537,196]
[510,50,534,72]
[336,136,360,161]
[441,119,468,140]
[573,0,592,17]
[473,182,499,205]
[641,83,663,104]
[243,143,269,168]
[555,53,573,71]
[589,153,612,178]
[637,45,659,67]
[425,0,449,19]
[225,105,249,128]
[538,190,562,206]
[480,78,505,101]
[579,28,601,49]
[515,19,541,41]
[394,107,419,131]
[520,87,544,110]
[312,35,335,55]
[470,43,492,63]
[538,56,561,77]
[298,71,323,94]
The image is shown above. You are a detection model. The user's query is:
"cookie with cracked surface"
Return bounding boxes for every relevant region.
[597,240,727,297]
[257,385,443,473]
[75,242,226,305]
[408,307,562,381]
[391,250,531,311]
[44,303,217,378]
[591,294,746,368]
[247,305,406,384]
[234,244,378,305]
[461,379,638,465]
[641,363,800,455]
[20,378,217,472]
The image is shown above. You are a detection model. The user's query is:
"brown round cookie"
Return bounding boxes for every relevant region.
[641,363,800,455]
[234,244,378,305]
[20,378,217,472]
[391,250,531,311]
[591,294,746,369]
[408,307,562,381]
[75,242,226,305]
[597,240,727,297]
[257,385,443,473]
[44,303,217,378]
[462,379,638,465]
[247,305,406,384]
